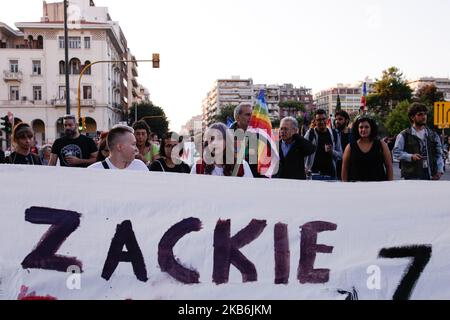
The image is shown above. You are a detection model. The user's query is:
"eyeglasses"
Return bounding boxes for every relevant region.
[315,118,327,122]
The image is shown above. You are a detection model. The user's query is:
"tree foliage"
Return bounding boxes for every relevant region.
[336,94,342,112]
[212,104,236,125]
[367,67,413,116]
[279,100,306,116]
[384,100,411,136]
[415,84,444,106]
[129,102,169,138]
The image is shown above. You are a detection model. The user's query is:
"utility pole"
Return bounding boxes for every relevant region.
[64,0,71,115]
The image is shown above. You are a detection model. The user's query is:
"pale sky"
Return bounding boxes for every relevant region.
[2,0,450,131]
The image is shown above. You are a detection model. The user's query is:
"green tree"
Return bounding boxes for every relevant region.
[367,67,413,116]
[271,118,280,129]
[212,104,236,125]
[279,100,305,117]
[415,84,444,106]
[384,100,411,136]
[413,85,442,131]
[336,94,342,112]
[129,102,169,138]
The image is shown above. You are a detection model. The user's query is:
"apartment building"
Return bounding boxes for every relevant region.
[0,0,141,145]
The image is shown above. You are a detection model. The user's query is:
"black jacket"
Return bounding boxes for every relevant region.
[277,134,316,180]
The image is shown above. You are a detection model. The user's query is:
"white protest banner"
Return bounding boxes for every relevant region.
[0,165,450,300]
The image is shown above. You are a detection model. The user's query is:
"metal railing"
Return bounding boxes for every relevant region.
[53,99,96,107]
[3,70,23,81]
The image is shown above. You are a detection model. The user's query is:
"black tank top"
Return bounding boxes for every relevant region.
[348,139,387,182]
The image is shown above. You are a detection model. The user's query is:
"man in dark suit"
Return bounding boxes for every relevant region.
[276,117,316,180]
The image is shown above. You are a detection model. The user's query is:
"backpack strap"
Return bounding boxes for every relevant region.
[332,129,338,145]
[101,160,110,169]
[236,163,245,177]
[307,129,315,143]
[239,164,244,177]
[195,160,205,174]
[155,159,165,172]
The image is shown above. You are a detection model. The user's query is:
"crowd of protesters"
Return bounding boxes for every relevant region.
[0,102,447,182]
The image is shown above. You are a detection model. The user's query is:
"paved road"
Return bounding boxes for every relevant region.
[393,161,450,181]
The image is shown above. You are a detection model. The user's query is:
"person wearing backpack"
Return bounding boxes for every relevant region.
[393,103,444,180]
[149,132,190,173]
[304,109,342,180]
[334,110,353,180]
[341,117,393,182]
[88,125,148,171]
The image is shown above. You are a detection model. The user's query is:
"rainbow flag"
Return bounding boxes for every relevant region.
[247,89,279,177]
[360,82,367,111]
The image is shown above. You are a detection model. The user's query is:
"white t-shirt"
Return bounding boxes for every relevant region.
[190,160,253,178]
[88,158,149,171]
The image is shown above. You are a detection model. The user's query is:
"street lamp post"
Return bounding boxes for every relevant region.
[63,0,71,115]
[77,54,160,130]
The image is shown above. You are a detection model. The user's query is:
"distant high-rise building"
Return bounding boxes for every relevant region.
[314,79,374,116]
[181,114,202,138]
[201,76,313,127]
[409,77,450,101]
[202,76,253,128]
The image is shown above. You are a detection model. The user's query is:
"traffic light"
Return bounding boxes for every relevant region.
[78,117,86,131]
[0,116,5,131]
[152,53,160,68]
[0,116,11,134]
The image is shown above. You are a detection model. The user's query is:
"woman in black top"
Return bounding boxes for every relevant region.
[149,132,190,173]
[5,122,42,165]
[342,117,392,182]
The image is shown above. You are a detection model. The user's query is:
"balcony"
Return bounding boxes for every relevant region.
[131,65,138,77]
[52,99,96,107]
[3,70,23,82]
[0,99,49,107]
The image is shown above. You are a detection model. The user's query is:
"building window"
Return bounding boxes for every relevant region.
[37,35,44,49]
[84,61,91,75]
[69,37,81,49]
[59,36,65,49]
[60,37,82,49]
[33,86,42,101]
[32,60,42,75]
[84,37,91,49]
[59,86,66,99]
[10,86,20,100]
[59,61,66,74]
[83,86,92,100]
[9,60,19,73]
[70,58,81,75]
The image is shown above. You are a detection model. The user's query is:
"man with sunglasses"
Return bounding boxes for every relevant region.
[393,103,444,180]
